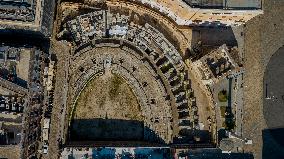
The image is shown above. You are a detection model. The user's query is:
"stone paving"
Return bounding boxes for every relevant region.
[243,0,284,158]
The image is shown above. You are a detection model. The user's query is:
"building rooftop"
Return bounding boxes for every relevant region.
[183,0,261,9]
[128,0,262,26]
[0,0,55,36]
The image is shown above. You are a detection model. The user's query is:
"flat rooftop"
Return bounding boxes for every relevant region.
[0,0,55,36]
[129,0,262,26]
[0,0,35,21]
[183,0,261,9]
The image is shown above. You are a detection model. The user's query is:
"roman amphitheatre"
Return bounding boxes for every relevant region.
[1,0,284,158]
[53,0,260,150]
[56,2,212,146]
[41,0,284,158]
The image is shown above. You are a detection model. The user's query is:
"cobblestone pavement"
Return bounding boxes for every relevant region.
[243,0,284,158]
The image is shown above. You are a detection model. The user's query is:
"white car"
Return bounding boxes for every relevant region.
[43,145,49,154]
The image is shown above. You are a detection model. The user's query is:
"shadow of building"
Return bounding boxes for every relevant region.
[68,118,166,147]
[189,26,238,61]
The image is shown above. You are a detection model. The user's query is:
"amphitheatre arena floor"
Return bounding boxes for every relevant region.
[73,72,142,121]
[71,71,145,141]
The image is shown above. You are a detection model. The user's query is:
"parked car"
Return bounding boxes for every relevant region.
[43,144,48,154]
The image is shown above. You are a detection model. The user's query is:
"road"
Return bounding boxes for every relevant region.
[21,49,46,159]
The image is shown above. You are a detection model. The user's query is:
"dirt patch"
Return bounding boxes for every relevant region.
[16,49,31,81]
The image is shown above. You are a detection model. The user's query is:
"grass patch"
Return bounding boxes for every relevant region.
[218,90,228,102]
[206,106,210,111]
[220,106,227,118]
[222,121,226,128]
[68,74,99,121]
[109,75,123,100]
